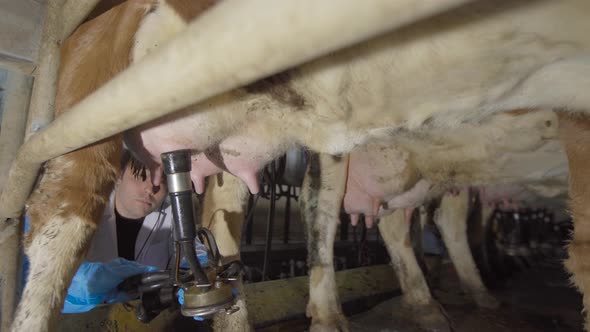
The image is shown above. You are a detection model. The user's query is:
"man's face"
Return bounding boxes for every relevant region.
[115,166,168,219]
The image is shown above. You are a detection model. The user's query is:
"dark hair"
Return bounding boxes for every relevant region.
[121,149,148,181]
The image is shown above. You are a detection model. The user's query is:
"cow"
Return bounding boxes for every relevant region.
[299,109,569,331]
[12,0,590,331]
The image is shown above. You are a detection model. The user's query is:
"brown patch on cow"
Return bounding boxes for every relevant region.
[85,0,127,22]
[545,120,552,127]
[165,0,218,22]
[245,71,307,109]
[505,109,534,116]
[27,139,121,242]
[26,1,146,240]
[557,112,590,330]
[56,0,153,116]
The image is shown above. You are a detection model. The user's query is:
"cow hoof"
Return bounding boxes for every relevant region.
[392,302,452,332]
[473,291,500,309]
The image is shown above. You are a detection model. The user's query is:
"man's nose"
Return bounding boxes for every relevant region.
[151,185,161,194]
[143,180,160,195]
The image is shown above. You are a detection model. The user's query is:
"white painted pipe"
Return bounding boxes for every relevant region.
[23,0,64,139]
[0,0,475,220]
[0,71,32,332]
[25,0,100,140]
[0,2,96,330]
[0,74,32,188]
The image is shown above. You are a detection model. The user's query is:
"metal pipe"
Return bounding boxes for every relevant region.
[0,2,72,326]
[245,195,254,245]
[262,162,277,281]
[25,0,99,139]
[0,0,474,220]
[0,73,32,188]
[162,150,210,286]
[340,212,349,242]
[283,186,291,244]
[24,0,64,139]
[1,0,97,227]
[0,70,32,332]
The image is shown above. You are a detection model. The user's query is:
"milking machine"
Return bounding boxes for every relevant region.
[119,150,241,323]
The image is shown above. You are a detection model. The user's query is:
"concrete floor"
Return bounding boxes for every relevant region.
[350,262,581,332]
[56,256,581,332]
[262,258,583,332]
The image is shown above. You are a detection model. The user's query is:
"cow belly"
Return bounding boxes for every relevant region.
[127,0,589,200]
[343,143,418,217]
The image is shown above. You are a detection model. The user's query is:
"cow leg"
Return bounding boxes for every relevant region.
[434,190,499,309]
[201,172,253,332]
[378,208,451,332]
[414,205,428,271]
[11,142,120,332]
[557,113,590,331]
[300,153,348,332]
[11,216,95,332]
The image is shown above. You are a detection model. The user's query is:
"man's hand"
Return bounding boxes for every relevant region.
[62,258,157,313]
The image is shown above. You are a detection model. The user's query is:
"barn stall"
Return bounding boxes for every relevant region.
[0,1,584,331]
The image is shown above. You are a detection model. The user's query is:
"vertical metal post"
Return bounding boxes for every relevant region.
[245,194,254,245]
[0,69,32,332]
[339,212,349,241]
[283,186,291,244]
[262,162,276,281]
[24,0,100,140]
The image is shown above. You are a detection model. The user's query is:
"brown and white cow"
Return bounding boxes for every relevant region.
[13,0,590,331]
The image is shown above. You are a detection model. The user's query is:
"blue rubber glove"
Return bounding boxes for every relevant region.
[21,216,157,313]
[422,224,446,256]
[62,258,158,313]
[179,254,210,268]
[21,216,31,292]
[177,288,204,321]
[63,240,207,313]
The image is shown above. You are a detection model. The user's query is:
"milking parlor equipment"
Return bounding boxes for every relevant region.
[119,150,241,323]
